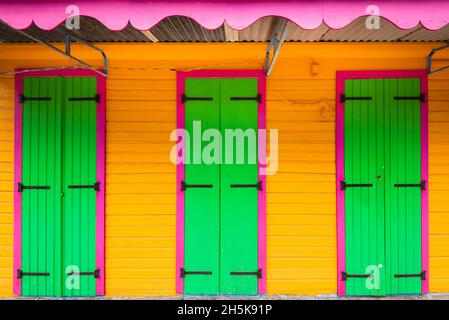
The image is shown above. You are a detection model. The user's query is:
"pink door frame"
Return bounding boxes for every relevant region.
[176,70,267,294]
[13,69,106,296]
[336,70,429,296]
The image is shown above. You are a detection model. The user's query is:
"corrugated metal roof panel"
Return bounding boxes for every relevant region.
[321,17,422,42]
[0,17,151,43]
[285,22,329,42]
[149,16,226,42]
[70,17,150,42]
[238,17,279,42]
[0,16,448,43]
[401,24,449,41]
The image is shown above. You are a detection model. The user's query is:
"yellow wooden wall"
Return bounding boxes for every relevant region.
[1,43,449,296]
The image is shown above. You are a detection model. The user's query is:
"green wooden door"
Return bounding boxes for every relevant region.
[62,77,98,297]
[184,79,221,294]
[183,78,259,295]
[384,79,422,295]
[21,77,98,297]
[344,78,422,296]
[21,77,63,296]
[220,79,259,294]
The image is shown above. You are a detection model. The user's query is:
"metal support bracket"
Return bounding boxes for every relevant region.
[265,18,290,77]
[14,28,108,77]
[427,42,449,75]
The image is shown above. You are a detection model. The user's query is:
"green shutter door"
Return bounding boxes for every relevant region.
[21,76,98,297]
[184,79,221,294]
[384,79,422,295]
[344,78,422,296]
[220,79,259,295]
[344,79,386,296]
[62,77,98,296]
[21,77,63,296]
[183,78,259,295]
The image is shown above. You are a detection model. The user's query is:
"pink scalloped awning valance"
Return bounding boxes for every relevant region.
[1,0,448,31]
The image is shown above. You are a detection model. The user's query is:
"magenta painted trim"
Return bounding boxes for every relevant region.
[176,70,267,294]
[1,1,449,31]
[13,73,23,296]
[175,72,186,294]
[420,74,429,294]
[335,74,345,297]
[335,70,429,296]
[95,73,106,296]
[13,68,106,296]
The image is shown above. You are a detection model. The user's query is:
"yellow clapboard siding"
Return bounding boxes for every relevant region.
[106,221,176,232]
[107,215,175,225]
[106,193,175,204]
[268,257,334,268]
[0,42,449,297]
[268,236,335,247]
[268,214,335,225]
[267,205,335,215]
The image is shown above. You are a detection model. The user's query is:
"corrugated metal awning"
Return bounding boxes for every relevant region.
[1,15,448,43]
[0,0,448,43]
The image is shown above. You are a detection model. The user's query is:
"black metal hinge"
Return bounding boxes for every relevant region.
[230,181,263,191]
[68,182,100,191]
[181,94,213,104]
[340,181,373,191]
[340,94,372,103]
[181,181,213,191]
[18,183,50,192]
[68,94,100,103]
[394,94,426,103]
[230,269,262,279]
[180,268,212,278]
[341,272,372,281]
[17,269,50,279]
[394,271,426,280]
[230,94,262,104]
[394,180,426,190]
[19,95,51,104]
[67,269,100,278]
